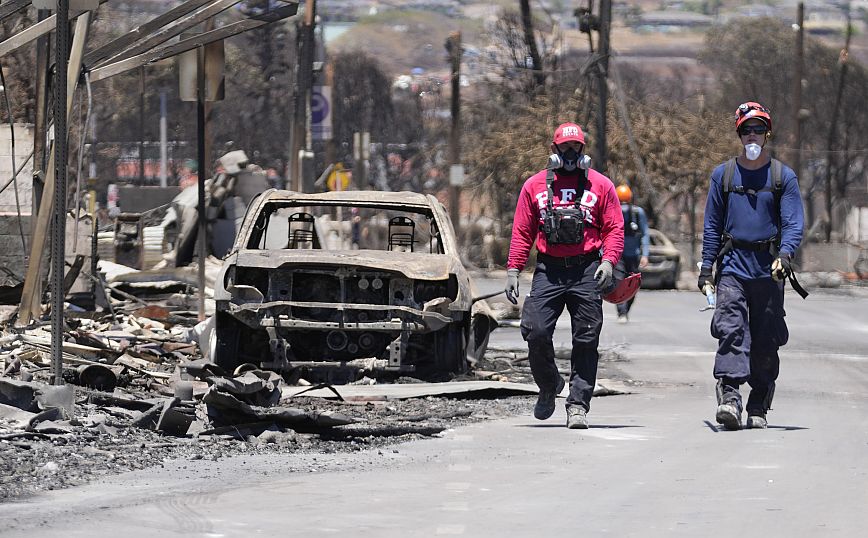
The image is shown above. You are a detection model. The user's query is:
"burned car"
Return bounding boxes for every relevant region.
[211,189,497,381]
[641,228,682,289]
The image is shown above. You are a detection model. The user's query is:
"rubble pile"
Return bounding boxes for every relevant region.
[0,309,539,501]
[0,258,630,501]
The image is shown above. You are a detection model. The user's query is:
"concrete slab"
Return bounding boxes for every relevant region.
[282,379,632,401]
[282,380,540,400]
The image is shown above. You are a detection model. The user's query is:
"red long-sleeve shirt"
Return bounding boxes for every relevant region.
[507,168,624,270]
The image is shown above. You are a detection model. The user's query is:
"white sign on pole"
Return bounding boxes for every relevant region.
[311,86,333,141]
[449,164,465,186]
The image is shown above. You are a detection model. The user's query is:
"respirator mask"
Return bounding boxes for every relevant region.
[547,151,592,172]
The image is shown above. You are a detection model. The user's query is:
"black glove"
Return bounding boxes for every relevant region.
[594,260,614,290]
[505,268,520,305]
[771,254,792,282]
[697,265,714,293]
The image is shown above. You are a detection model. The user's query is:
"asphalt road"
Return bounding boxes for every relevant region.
[2,284,867,537]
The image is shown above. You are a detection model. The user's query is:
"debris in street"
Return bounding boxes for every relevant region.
[0,263,633,502]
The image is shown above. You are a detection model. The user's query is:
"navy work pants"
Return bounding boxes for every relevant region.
[616,255,640,316]
[520,258,603,411]
[711,274,788,413]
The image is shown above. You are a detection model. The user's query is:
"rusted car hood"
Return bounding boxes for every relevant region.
[234,249,461,280]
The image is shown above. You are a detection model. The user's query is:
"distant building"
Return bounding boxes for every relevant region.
[634,11,714,32]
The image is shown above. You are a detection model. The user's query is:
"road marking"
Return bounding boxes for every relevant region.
[441,501,470,512]
[579,430,651,441]
[436,525,466,535]
[445,482,471,491]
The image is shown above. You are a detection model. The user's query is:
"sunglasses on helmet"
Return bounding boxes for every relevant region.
[738,124,768,136]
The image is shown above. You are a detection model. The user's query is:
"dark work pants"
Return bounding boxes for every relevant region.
[711,274,788,413]
[616,255,640,316]
[520,259,603,411]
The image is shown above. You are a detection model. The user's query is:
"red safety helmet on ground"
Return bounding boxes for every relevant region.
[602,272,642,304]
[735,101,772,132]
[616,185,633,203]
[553,122,586,146]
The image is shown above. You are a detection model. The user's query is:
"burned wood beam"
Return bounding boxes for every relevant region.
[0,0,32,22]
[89,3,299,82]
[0,1,108,58]
[82,0,215,67]
[17,14,92,327]
[90,0,242,69]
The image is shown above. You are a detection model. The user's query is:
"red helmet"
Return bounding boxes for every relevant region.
[603,272,642,304]
[735,101,772,132]
[553,122,586,145]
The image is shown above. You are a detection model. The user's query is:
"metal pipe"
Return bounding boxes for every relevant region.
[197,46,207,321]
[51,0,71,385]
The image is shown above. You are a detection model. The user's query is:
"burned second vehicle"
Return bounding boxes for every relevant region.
[211,190,497,380]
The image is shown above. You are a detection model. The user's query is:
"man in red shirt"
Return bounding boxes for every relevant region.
[504,122,624,429]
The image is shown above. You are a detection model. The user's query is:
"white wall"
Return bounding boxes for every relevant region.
[845,206,868,244]
[0,123,34,214]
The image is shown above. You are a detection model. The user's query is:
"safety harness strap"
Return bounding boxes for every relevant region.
[545,168,594,227]
[714,158,808,298]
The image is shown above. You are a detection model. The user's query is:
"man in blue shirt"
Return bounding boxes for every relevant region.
[615,184,649,323]
[699,101,805,430]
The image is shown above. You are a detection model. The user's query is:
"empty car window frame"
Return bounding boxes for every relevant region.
[245,202,444,254]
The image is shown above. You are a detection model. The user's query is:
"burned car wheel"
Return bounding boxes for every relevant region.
[210,312,242,374]
[210,312,268,374]
[409,322,469,380]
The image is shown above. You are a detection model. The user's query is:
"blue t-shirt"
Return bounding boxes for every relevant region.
[701,160,805,280]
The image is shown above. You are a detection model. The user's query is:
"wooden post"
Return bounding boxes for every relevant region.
[18,13,92,328]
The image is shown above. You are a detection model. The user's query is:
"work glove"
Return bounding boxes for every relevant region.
[771,254,792,282]
[505,268,520,305]
[697,265,714,293]
[594,260,614,290]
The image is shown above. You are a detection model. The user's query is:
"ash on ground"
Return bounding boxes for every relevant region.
[1,309,633,502]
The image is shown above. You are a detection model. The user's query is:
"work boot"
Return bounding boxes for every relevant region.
[746,412,768,429]
[566,405,589,429]
[716,399,743,431]
[533,375,565,420]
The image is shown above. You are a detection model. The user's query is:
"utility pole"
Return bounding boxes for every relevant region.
[446,31,462,236]
[196,45,207,321]
[595,0,611,172]
[322,63,336,171]
[824,4,852,242]
[289,0,315,192]
[794,3,808,229]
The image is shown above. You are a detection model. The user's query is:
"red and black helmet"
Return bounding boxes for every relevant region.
[735,101,772,132]
[603,272,642,304]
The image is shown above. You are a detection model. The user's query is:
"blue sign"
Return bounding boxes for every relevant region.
[311,86,332,141]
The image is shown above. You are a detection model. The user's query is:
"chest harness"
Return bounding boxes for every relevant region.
[542,168,590,245]
[714,158,808,298]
